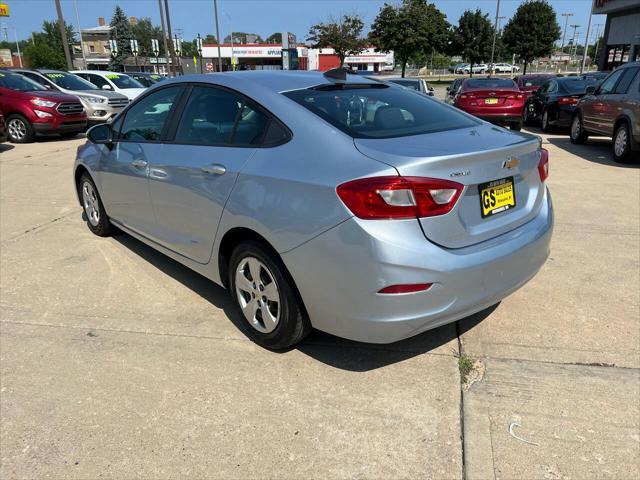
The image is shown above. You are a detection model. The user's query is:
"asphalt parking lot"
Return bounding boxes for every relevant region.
[1,119,638,478]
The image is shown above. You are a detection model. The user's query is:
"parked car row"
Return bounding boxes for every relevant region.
[445,63,639,163]
[448,63,520,74]
[0,68,164,143]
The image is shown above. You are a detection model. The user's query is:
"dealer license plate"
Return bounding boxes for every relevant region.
[485,98,499,104]
[479,177,516,218]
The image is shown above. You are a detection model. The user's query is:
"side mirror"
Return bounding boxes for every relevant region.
[585,85,596,95]
[87,123,113,146]
[101,84,113,90]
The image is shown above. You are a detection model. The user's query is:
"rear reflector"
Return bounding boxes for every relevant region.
[337,176,464,220]
[378,283,433,294]
[538,148,549,182]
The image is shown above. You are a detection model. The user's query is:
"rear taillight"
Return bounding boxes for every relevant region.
[558,96,579,105]
[538,148,549,182]
[507,94,524,100]
[336,176,464,220]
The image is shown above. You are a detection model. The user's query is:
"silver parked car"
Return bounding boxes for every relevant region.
[75,70,553,349]
[385,77,435,96]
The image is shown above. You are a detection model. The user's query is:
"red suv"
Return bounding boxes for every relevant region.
[454,77,525,130]
[0,70,87,143]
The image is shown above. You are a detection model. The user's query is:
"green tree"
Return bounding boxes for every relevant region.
[266,32,282,44]
[450,9,494,76]
[502,0,560,74]
[369,0,450,77]
[307,14,368,67]
[108,5,134,71]
[23,43,66,69]
[203,34,218,44]
[31,20,76,62]
[223,32,263,44]
[131,18,163,56]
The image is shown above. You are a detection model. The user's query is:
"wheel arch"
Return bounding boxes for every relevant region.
[74,164,91,206]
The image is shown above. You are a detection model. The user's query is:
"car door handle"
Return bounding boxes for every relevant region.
[131,159,148,169]
[201,164,226,175]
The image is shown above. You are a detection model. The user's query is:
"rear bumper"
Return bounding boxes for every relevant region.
[283,188,553,344]
[475,114,523,124]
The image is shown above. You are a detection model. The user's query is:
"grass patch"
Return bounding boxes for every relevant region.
[458,355,474,384]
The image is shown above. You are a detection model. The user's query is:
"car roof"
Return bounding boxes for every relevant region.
[71,70,128,75]
[160,70,381,94]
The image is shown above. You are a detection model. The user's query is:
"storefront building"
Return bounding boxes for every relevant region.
[307,48,394,72]
[594,0,640,70]
[200,44,308,71]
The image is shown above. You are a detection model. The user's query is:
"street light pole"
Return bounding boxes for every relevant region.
[569,24,580,64]
[54,0,73,70]
[213,0,223,71]
[72,0,86,69]
[163,0,178,77]
[489,0,501,73]
[560,13,573,54]
[580,13,592,75]
[157,0,170,76]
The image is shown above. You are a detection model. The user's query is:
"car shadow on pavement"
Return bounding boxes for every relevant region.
[112,232,494,372]
[547,135,639,169]
[0,144,15,153]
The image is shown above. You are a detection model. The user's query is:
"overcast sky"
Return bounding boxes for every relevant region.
[1,0,606,46]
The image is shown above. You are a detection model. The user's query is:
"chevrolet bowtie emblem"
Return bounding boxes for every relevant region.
[502,157,519,169]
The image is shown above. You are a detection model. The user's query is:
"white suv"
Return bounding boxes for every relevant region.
[71,70,146,101]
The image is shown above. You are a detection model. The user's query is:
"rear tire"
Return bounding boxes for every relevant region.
[6,114,34,143]
[570,114,588,144]
[523,103,534,126]
[613,122,633,164]
[541,108,553,133]
[229,240,311,350]
[78,173,113,237]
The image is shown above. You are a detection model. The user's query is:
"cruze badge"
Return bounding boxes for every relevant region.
[502,157,519,169]
[450,170,470,177]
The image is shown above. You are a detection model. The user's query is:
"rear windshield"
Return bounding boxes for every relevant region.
[0,72,47,91]
[464,78,516,89]
[283,85,477,139]
[388,79,420,91]
[560,79,598,94]
[521,76,551,87]
[43,72,97,90]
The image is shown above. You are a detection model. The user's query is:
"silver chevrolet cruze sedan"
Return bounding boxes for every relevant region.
[75,70,553,349]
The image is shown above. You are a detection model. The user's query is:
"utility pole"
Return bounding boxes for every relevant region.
[569,24,579,64]
[560,13,573,54]
[581,12,593,74]
[73,0,86,70]
[54,0,73,70]
[213,0,223,71]
[157,0,170,76]
[489,0,501,73]
[163,0,178,77]
[592,24,603,70]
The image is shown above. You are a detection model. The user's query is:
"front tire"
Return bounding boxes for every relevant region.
[613,122,633,164]
[570,114,588,144]
[78,173,113,237]
[229,241,311,350]
[6,114,34,143]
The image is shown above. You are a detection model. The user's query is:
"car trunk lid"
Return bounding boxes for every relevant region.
[354,124,545,248]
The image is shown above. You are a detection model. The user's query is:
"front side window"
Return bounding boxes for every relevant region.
[85,74,109,89]
[284,84,477,139]
[119,87,180,142]
[599,69,625,94]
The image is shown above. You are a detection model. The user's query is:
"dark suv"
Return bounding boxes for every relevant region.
[570,62,640,163]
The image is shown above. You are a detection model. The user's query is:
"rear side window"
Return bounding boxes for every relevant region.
[174,86,271,146]
[284,85,477,139]
[119,86,180,142]
[599,69,625,94]
[614,67,639,94]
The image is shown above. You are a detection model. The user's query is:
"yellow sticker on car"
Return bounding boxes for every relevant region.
[485,98,499,104]
[479,177,516,218]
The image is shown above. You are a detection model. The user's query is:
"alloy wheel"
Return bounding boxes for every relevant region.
[614,127,628,158]
[571,116,581,140]
[82,181,100,227]
[7,118,27,141]
[235,257,280,333]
